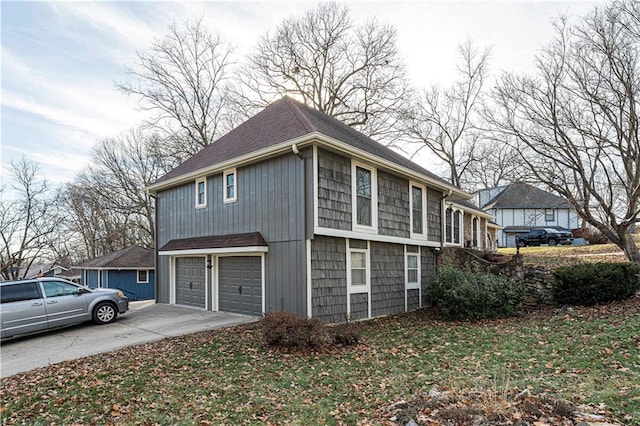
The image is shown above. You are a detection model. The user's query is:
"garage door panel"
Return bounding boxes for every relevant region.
[175,257,206,309]
[218,256,262,316]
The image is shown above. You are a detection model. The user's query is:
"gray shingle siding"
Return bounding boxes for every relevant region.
[421,248,437,305]
[311,235,347,324]
[378,171,410,238]
[371,242,405,318]
[317,149,352,230]
[349,293,368,321]
[427,188,443,242]
[407,288,420,310]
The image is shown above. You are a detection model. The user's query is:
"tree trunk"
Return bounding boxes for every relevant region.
[621,234,640,265]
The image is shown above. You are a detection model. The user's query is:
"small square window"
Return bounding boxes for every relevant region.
[223,169,237,203]
[545,209,555,222]
[195,177,207,208]
[137,270,149,284]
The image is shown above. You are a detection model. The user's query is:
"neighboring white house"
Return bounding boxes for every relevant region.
[475,183,581,247]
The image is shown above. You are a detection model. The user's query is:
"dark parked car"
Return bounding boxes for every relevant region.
[0,277,128,339]
[516,228,574,247]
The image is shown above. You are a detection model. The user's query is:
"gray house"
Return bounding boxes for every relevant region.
[475,183,580,247]
[147,97,468,323]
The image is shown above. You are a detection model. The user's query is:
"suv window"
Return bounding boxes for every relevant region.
[42,281,80,298]
[0,282,43,303]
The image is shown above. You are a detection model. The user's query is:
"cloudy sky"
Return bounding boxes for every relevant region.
[1,0,601,185]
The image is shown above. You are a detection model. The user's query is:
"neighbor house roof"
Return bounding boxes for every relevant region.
[483,183,571,209]
[159,232,267,252]
[75,246,154,270]
[147,96,465,197]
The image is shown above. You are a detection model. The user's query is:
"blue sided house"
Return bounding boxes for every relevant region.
[75,246,155,301]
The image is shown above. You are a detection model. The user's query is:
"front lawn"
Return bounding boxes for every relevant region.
[2,296,639,424]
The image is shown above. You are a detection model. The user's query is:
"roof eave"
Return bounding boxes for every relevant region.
[146,131,469,199]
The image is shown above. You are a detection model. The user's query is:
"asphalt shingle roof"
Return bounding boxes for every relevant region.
[159,232,267,252]
[75,246,154,269]
[485,183,571,209]
[151,96,451,188]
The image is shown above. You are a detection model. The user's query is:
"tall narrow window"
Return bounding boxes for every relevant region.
[407,254,419,285]
[195,177,207,208]
[355,166,372,227]
[472,217,479,248]
[445,208,453,243]
[350,252,367,286]
[411,185,423,234]
[453,210,461,244]
[223,169,237,203]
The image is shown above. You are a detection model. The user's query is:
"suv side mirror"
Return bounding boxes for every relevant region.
[77,287,90,294]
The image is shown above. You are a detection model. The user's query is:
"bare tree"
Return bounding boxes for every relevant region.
[235,2,410,142]
[65,129,172,260]
[462,139,526,190]
[402,40,492,188]
[118,18,235,161]
[0,158,64,280]
[491,0,640,264]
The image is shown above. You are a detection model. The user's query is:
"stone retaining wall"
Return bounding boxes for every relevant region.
[437,247,555,307]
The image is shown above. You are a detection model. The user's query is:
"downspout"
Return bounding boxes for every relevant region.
[149,190,158,304]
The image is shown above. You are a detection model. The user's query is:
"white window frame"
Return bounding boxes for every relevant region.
[405,250,420,291]
[137,269,149,284]
[195,177,207,209]
[445,206,463,246]
[404,246,422,310]
[409,182,427,239]
[346,239,371,318]
[223,169,237,204]
[471,216,480,248]
[351,161,378,233]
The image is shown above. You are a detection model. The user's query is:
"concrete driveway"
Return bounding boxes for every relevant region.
[0,302,257,378]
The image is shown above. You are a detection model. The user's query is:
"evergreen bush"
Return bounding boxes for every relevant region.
[552,262,640,306]
[432,266,524,321]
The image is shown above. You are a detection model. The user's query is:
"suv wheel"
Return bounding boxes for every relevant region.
[93,302,117,325]
[547,239,557,246]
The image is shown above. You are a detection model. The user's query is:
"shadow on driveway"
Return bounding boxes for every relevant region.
[1,302,257,378]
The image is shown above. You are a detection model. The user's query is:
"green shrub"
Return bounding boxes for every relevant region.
[261,311,329,350]
[552,262,640,306]
[432,267,524,321]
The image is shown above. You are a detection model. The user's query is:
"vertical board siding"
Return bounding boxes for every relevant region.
[377,171,410,238]
[264,240,307,315]
[316,149,352,230]
[156,153,306,314]
[427,188,443,242]
[370,242,405,318]
[311,235,347,324]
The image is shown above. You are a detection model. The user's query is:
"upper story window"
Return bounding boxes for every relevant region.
[410,184,426,237]
[545,209,554,222]
[195,177,207,209]
[352,163,377,232]
[223,169,237,203]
